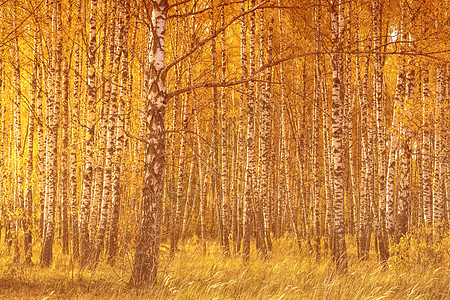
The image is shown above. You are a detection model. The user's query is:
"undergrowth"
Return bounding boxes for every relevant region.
[0,232,448,299]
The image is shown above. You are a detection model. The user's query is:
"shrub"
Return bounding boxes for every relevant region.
[390,225,450,268]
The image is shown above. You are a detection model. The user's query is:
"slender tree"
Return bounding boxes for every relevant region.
[70,0,83,261]
[94,0,119,263]
[312,2,321,259]
[243,0,257,263]
[41,0,62,266]
[433,66,445,227]
[79,0,98,266]
[109,0,130,263]
[386,56,406,241]
[422,66,432,226]
[219,5,230,256]
[11,0,23,264]
[371,0,389,263]
[24,33,39,264]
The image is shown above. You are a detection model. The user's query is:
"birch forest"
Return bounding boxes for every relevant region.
[0,0,449,298]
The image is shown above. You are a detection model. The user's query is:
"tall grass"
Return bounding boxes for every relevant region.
[0,234,448,299]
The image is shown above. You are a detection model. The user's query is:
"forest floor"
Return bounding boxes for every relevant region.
[0,232,449,299]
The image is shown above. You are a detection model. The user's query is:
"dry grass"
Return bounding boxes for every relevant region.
[0,234,448,299]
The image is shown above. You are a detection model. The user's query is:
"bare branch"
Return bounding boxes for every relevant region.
[161,0,269,79]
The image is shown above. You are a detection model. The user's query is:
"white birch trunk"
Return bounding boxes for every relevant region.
[131,0,167,286]
[79,0,98,266]
[41,0,61,266]
[330,1,347,271]
[243,0,257,262]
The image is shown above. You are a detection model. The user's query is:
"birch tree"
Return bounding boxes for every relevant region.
[130,0,167,286]
[41,0,62,266]
[70,0,83,261]
[219,5,230,256]
[330,0,347,272]
[433,66,445,227]
[109,0,130,263]
[372,0,389,262]
[94,1,119,263]
[421,66,432,226]
[243,0,257,262]
[24,33,39,264]
[79,0,98,266]
[11,0,23,264]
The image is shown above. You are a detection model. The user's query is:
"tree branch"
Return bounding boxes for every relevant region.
[165,48,450,101]
[161,0,269,79]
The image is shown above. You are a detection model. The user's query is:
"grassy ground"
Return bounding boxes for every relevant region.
[0,234,449,299]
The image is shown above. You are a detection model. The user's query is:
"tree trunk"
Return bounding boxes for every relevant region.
[262,12,274,254]
[445,65,450,225]
[24,34,39,264]
[433,66,445,227]
[397,56,416,239]
[386,57,406,240]
[171,92,187,255]
[12,0,23,264]
[130,0,167,286]
[422,67,432,225]
[94,2,119,263]
[61,53,70,255]
[330,1,347,272]
[194,76,207,253]
[181,150,196,242]
[41,0,61,266]
[312,2,321,259]
[37,34,46,242]
[79,0,98,267]
[243,0,257,263]
[109,0,129,263]
[219,6,230,256]
[238,0,247,252]
[359,51,371,260]
[70,0,83,261]
[254,6,267,258]
[372,0,389,263]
